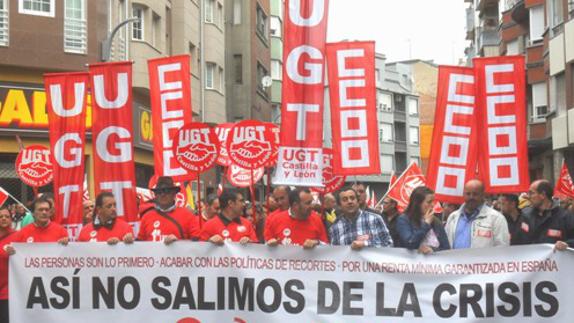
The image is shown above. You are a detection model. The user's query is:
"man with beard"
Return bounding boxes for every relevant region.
[264,188,328,248]
[512,180,574,250]
[445,179,509,249]
[78,192,134,244]
[330,186,393,250]
[138,177,196,244]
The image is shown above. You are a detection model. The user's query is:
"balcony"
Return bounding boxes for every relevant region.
[478,29,500,50]
[477,0,499,11]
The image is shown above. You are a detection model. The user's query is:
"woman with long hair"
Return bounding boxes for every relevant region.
[395,186,449,253]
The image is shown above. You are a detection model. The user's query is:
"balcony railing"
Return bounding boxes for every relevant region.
[0,7,8,46]
[64,17,87,54]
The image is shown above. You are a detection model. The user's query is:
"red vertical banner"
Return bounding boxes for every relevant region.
[89,62,138,223]
[148,55,195,182]
[326,41,379,175]
[426,66,478,203]
[474,56,529,193]
[272,0,329,186]
[44,72,89,233]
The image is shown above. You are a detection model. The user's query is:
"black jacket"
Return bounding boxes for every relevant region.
[511,205,574,247]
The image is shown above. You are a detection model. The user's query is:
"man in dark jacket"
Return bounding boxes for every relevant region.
[512,180,574,250]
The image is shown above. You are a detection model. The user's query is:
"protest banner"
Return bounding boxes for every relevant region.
[44,72,89,227]
[15,145,53,188]
[554,161,574,200]
[9,243,574,322]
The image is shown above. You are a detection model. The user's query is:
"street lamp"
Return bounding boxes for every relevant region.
[101,17,141,62]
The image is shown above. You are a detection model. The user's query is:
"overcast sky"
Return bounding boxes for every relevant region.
[327,0,468,65]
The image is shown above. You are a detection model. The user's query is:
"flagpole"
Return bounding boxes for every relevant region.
[0,188,31,213]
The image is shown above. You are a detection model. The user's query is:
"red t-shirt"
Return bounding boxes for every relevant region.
[264,210,328,246]
[12,221,68,243]
[200,214,258,242]
[0,230,15,300]
[78,219,133,242]
[137,207,196,242]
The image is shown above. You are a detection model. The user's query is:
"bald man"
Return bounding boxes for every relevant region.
[445,179,509,249]
[512,180,574,251]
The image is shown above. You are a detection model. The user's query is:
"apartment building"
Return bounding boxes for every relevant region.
[225,0,272,122]
[465,0,502,64]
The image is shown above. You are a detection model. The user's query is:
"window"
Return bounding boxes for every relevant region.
[256,4,267,40]
[189,42,198,75]
[375,69,381,86]
[257,62,268,93]
[407,98,418,116]
[234,54,242,84]
[0,0,8,46]
[548,0,564,28]
[409,126,419,145]
[64,0,86,54]
[570,0,574,18]
[529,6,544,43]
[132,5,144,40]
[270,16,281,37]
[550,73,566,113]
[378,93,392,112]
[381,155,394,174]
[219,67,224,92]
[233,0,241,25]
[205,0,214,23]
[531,82,548,121]
[506,39,519,55]
[19,0,54,17]
[380,123,393,142]
[206,62,215,89]
[151,12,160,47]
[271,60,282,80]
[217,3,223,28]
[394,94,405,112]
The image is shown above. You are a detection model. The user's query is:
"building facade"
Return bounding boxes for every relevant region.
[465,0,502,64]
[225,0,272,122]
[470,0,574,183]
[0,0,228,202]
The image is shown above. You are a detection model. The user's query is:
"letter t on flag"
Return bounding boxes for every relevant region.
[326,41,380,175]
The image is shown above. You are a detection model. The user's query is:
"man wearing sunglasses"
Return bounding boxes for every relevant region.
[137,176,196,244]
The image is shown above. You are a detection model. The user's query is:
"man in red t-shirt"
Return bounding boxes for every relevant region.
[269,186,290,217]
[0,206,15,323]
[200,188,257,244]
[78,192,134,244]
[137,177,196,244]
[4,197,68,255]
[264,188,328,249]
[190,194,220,240]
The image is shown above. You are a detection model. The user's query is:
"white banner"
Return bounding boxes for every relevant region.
[9,243,574,322]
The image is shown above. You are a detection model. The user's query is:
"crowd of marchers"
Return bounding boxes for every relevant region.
[1,176,574,322]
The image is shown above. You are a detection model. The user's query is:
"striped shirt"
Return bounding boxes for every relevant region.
[329,209,393,247]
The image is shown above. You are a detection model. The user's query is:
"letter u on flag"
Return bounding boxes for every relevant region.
[148,55,195,182]
[44,72,89,225]
[272,0,330,187]
[426,66,478,204]
[326,41,380,175]
[89,62,138,223]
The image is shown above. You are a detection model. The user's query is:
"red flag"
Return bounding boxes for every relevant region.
[326,41,380,175]
[44,72,89,226]
[89,62,138,223]
[474,56,529,193]
[0,187,8,206]
[273,0,329,186]
[426,66,478,203]
[387,163,426,212]
[148,55,195,182]
[390,172,398,187]
[433,201,444,214]
[554,161,574,199]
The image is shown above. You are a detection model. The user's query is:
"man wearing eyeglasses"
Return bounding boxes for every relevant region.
[200,188,257,245]
[512,180,574,251]
[137,176,196,244]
